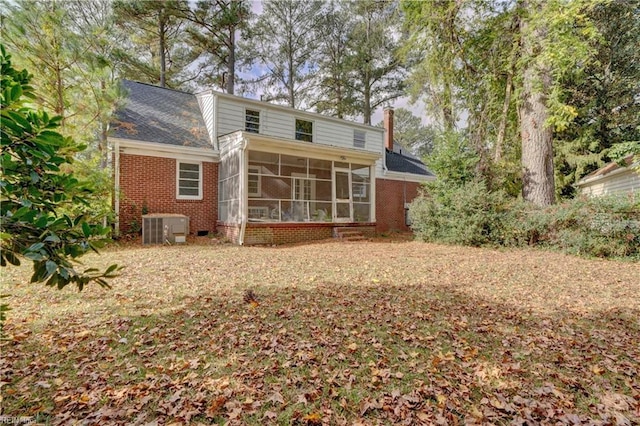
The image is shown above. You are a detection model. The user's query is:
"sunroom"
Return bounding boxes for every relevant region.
[217,131,380,244]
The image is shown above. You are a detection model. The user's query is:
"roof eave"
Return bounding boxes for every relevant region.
[109,136,219,160]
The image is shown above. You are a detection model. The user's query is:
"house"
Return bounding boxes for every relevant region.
[576,155,640,197]
[110,80,434,244]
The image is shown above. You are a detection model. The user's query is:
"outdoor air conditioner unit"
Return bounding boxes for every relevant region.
[142,214,189,245]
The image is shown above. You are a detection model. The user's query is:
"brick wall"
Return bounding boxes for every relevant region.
[217,222,375,245]
[217,223,240,244]
[375,178,422,233]
[118,153,218,235]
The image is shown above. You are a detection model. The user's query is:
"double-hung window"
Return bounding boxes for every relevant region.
[177,161,202,200]
[353,130,366,148]
[248,166,261,197]
[295,119,313,142]
[245,109,260,133]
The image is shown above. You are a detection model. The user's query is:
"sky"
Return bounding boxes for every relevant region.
[241,0,429,127]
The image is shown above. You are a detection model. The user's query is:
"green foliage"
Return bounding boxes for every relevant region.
[410,177,639,259]
[182,0,252,94]
[424,131,478,185]
[248,0,324,108]
[0,45,119,291]
[507,195,640,258]
[409,180,510,247]
[554,0,640,196]
[113,0,196,89]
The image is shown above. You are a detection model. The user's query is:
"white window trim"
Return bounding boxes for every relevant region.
[294,118,314,142]
[245,108,260,134]
[176,160,203,200]
[248,165,262,197]
[291,172,317,201]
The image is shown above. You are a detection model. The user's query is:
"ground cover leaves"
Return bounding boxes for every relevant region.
[1,239,639,424]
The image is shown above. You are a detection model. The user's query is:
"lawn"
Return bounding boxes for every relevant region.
[1,239,639,425]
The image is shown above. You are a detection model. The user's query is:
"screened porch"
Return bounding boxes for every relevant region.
[217,132,379,226]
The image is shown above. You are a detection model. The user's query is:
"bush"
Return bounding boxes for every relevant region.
[409,180,511,247]
[508,195,640,258]
[410,183,639,259]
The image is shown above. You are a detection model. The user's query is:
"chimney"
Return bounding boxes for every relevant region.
[383,107,394,151]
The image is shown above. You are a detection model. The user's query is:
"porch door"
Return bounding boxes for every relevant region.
[292,173,314,221]
[333,167,352,222]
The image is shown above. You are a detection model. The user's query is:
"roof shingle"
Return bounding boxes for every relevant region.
[385,143,434,176]
[111,80,212,149]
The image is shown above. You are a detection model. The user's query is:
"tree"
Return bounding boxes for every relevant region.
[1,0,82,127]
[249,0,323,108]
[0,45,118,292]
[519,0,555,206]
[67,0,124,165]
[375,108,434,156]
[113,0,196,89]
[311,1,358,119]
[554,0,640,196]
[2,0,123,166]
[348,0,405,125]
[182,0,252,94]
[401,0,601,206]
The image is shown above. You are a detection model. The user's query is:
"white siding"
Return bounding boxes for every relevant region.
[206,93,386,175]
[580,169,640,196]
[196,93,215,144]
[213,94,384,155]
[216,97,246,136]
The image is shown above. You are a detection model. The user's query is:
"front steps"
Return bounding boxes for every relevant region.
[333,227,367,242]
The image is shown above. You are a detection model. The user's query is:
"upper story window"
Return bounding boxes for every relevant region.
[177,161,202,200]
[295,118,313,142]
[353,130,366,148]
[245,109,260,133]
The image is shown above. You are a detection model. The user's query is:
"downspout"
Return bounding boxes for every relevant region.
[238,135,249,245]
[113,139,120,237]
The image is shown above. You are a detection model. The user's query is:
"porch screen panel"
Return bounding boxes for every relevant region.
[246,150,333,223]
[219,147,241,223]
[246,150,371,223]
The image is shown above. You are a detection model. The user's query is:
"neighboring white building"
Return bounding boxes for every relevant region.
[576,155,640,197]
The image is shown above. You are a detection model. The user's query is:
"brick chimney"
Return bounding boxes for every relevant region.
[383,107,394,151]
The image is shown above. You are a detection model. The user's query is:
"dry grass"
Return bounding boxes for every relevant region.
[1,239,639,425]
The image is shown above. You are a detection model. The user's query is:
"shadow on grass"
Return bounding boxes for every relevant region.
[2,280,638,425]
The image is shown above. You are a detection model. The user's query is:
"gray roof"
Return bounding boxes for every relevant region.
[111,80,212,149]
[386,143,434,176]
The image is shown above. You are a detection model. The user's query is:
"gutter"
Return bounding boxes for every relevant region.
[113,139,120,237]
[576,161,640,187]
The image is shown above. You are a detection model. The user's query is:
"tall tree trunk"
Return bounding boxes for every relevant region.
[159,11,166,88]
[364,79,371,125]
[442,79,454,131]
[495,69,513,162]
[495,19,520,162]
[519,1,555,206]
[226,26,235,95]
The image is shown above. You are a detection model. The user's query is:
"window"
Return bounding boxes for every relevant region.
[245,109,260,133]
[353,130,366,148]
[248,206,269,220]
[248,166,261,197]
[177,161,202,199]
[295,119,313,142]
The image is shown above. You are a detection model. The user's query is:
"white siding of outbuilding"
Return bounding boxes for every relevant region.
[579,168,640,196]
